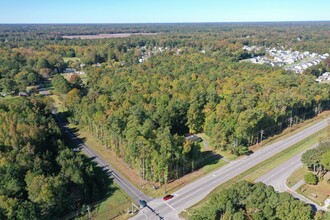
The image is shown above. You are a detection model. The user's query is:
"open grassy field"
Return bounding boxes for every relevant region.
[288,169,330,206]
[297,174,330,206]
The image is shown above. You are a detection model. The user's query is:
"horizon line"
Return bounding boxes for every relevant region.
[0,20,330,25]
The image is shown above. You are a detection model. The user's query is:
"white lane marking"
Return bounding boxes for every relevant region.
[165,202,176,211]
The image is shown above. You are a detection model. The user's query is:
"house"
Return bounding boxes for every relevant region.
[39,91,51,96]
[316,72,330,82]
[18,92,28,97]
[251,58,259,63]
[322,72,330,77]
[63,68,76,73]
[185,135,202,142]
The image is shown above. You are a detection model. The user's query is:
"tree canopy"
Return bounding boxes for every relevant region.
[0,97,110,219]
[191,181,315,220]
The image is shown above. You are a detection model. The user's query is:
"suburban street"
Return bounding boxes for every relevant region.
[53,113,151,203]
[132,117,330,220]
[256,143,328,211]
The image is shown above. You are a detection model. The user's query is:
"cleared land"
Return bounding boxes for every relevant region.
[298,174,330,206]
[62,33,157,39]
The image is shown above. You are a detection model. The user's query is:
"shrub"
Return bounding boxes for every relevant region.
[304,172,318,185]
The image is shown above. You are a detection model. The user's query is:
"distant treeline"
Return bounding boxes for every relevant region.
[1,22,330,54]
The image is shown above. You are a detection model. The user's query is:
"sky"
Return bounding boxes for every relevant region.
[0,0,329,23]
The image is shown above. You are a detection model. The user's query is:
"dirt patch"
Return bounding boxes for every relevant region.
[62,33,157,39]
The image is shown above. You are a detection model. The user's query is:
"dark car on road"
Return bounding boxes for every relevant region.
[139,200,147,208]
[163,194,174,201]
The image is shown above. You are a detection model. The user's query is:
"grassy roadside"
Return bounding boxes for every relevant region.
[59,123,133,220]
[250,111,330,152]
[77,186,133,220]
[69,124,229,198]
[287,166,307,188]
[181,125,329,219]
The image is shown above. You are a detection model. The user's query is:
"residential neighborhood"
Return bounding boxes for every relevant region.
[316,72,330,82]
[138,46,182,63]
[243,45,329,73]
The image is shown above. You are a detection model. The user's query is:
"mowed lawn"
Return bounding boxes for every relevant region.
[297,172,330,206]
[298,179,330,206]
[286,166,308,188]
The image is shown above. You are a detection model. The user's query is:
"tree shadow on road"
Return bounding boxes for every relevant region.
[144,205,165,220]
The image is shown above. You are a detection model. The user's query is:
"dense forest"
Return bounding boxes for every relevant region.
[0,23,330,185]
[67,55,330,183]
[190,181,327,220]
[0,97,109,220]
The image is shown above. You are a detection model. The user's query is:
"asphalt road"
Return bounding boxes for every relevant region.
[132,117,330,220]
[256,143,328,211]
[53,114,151,203]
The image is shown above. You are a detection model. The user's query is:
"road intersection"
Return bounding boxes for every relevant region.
[132,117,330,219]
[257,143,329,211]
[55,111,329,219]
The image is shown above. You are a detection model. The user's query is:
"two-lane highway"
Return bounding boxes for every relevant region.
[132,117,330,219]
[53,113,151,203]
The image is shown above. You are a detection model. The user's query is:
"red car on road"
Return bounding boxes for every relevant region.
[163,194,174,201]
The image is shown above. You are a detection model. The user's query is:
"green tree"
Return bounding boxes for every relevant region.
[52,74,70,94]
[320,150,330,171]
[64,88,81,110]
[304,172,318,185]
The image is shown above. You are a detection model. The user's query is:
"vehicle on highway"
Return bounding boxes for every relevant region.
[139,200,147,208]
[163,194,174,201]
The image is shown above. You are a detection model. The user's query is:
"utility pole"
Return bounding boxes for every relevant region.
[260,130,264,145]
[232,138,238,149]
[164,175,167,194]
[87,205,91,219]
[232,138,239,152]
[288,116,293,127]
